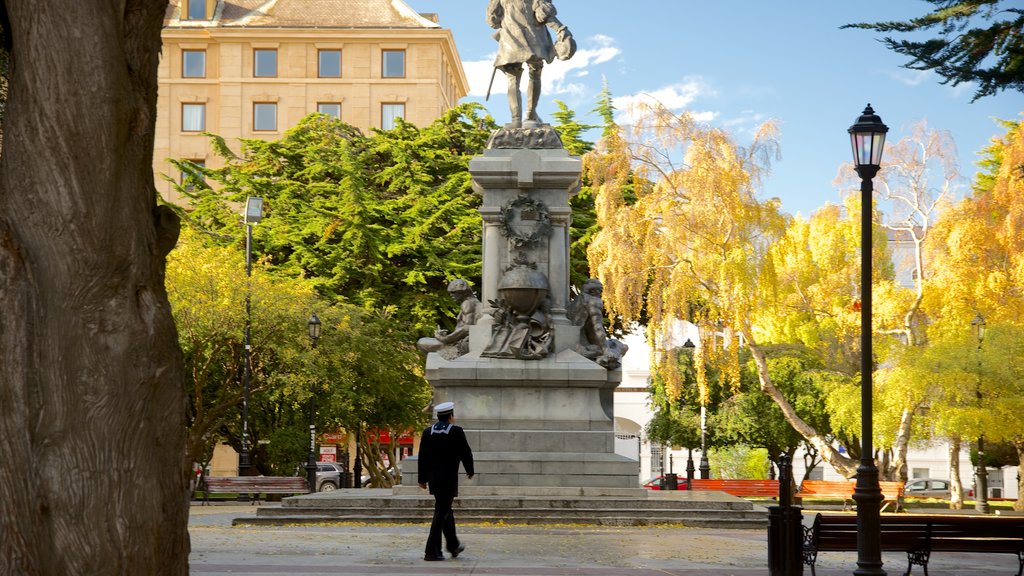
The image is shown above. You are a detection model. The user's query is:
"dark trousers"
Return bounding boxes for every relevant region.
[424,493,459,556]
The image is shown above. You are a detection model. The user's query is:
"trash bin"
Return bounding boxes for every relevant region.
[664,473,678,491]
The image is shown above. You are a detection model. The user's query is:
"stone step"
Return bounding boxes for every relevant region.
[252,488,770,529]
[246,510,768,528]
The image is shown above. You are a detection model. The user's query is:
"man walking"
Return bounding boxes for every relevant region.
[417,401,474,561]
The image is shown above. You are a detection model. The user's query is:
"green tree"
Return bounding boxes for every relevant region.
[170,104,497,336]
[551,99,600,290]
[166,229,432,484]
[844,1,1024,101]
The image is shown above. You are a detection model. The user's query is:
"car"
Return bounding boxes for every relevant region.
[315,461,347,492]
[642,475,689,490]
[360,466,399,487]
[904,478,951,499]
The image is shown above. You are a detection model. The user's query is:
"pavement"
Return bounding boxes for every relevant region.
[189,503,1018,575]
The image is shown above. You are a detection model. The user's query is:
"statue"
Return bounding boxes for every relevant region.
[481,263,553,360]
[567,278,628,370]
[486,0,575,129]
[417,279,483,359]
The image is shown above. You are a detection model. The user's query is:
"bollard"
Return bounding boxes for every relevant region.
[767,455,803,575]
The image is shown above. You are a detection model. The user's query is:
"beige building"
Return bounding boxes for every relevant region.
[156,0,469,203]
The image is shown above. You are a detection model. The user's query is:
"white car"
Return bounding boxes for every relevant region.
[904,478,951,499]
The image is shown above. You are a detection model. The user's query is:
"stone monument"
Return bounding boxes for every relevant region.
[403,1,636,489]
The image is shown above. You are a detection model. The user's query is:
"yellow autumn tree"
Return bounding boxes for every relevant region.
[586,101,864,477]
[925,118,1024,510]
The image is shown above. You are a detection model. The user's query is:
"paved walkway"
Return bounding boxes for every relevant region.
[189,504,1014,575]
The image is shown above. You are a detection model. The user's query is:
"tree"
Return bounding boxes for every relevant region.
[844,0,1024,101]
[171,105,496,336]
[0,1,189,573]
[925,118,1024,509]
[551,100,600,290]
[166,228,319,473]
[717,346,843,482]
[167,228,432,485]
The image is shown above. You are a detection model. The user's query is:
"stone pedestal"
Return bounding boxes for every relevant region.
[402,134,638,488]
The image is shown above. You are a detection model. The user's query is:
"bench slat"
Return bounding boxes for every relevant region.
[688,479,780,497]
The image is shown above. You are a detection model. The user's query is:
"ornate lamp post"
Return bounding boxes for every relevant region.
[306,312,322,493]
[849,104,888,576]
[971,313,990,514]
[240,196,264,476]
[682,338,698,488]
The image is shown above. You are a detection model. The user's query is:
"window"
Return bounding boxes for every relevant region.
[382,50,405,78]
[253,102,277,131]
[381,103,405,130]
[180,159,206,190]
[182,50,206,78]
[317,103,341,119]
[254,49,277,77]
[912,468,929,479]
[182,103,206,131]
[318,50,341,78]
[806,467,824,480]
[186,0,207,20]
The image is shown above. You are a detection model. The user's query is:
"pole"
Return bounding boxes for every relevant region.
[699,404,710,479]
[852,168,885,576]
[485,66,497,101]
[306,336,318,493]
[240,222,253,477]
[975,335,989,513]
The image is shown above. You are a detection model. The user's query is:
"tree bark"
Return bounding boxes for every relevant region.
[949,438,964,510]
[0,1,189,574]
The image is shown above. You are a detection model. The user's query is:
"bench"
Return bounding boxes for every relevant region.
[688,479,780,498]
[798,480,905,512]
[203,476,310,505]
[802,513,1024,576]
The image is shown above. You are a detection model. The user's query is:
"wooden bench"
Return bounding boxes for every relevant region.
[798,480,905,512]
[688,479,780,498]
[202,476,310,505]
[802,513,1024,576]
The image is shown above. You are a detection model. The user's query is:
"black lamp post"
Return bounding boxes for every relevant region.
[849,104,888,576]
[680,338,701,486]
[971,313,989,514]
[306,312,321,493]
[240,196,264,476]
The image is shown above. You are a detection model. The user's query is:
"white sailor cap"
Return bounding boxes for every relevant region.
[434,401,455,416]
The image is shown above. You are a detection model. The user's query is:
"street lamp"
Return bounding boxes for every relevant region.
[971,313,989,514]
[240,196,264,476]
[306,312,322,493]
[849,104,888,576]
[680,338,701,487]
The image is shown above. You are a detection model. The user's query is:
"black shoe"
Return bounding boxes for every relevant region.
[448,544,465,558]
[423,554,444,561]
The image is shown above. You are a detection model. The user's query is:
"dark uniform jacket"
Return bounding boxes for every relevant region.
[417,421,474,497]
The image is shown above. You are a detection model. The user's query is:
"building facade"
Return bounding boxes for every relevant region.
[156,0,469,204]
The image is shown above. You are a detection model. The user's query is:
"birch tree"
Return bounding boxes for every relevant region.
[585,100,866,477]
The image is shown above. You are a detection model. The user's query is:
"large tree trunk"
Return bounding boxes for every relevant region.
[0,1,189,574]
[746,338,860,478]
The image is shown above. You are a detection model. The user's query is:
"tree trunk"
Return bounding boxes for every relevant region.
[949,438,964,510]
[1015,438,1024,512]
[746,338,860,478]
[0,1,189,574]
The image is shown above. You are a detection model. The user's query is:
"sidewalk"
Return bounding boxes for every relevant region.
[188,504,1014,575]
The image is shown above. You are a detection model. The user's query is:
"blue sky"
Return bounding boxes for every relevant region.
[405,0,1022,217]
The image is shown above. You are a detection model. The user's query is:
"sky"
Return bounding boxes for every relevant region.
[404,0,1022,218]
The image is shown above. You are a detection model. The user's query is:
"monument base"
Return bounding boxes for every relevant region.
[402,345,638,488]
